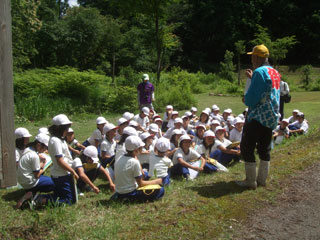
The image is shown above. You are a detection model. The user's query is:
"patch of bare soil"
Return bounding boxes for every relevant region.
[234,161,320,240]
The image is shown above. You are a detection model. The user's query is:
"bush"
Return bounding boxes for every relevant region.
[211,79,243,95]
[306,78,320,91]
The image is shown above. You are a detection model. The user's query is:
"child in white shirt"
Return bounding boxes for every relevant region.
[114,136,164,202]
[149,138,173,185]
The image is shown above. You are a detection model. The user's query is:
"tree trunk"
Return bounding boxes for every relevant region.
[112,50,115,85]
[237,55,241,86]
[155,1,161,85]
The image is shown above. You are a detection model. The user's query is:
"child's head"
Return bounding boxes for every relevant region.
[154,118,163,128]
[170,129,183,144]
[96,116,108,131]
[196,125,206,138]
[119,127,138,145]
[123,112,134,121]
[140,132,153,146]
[171,111,179,119]
[15,128,32,150]
[190,107,197,115]
[297,112,305,123]
[125,136,145,156]
[174,118,183,129]
[103,123,118,140]
[292,109,299,118]
[140,107,150,118]
[212,105,220,115]
[215,126,226,140]
[203,130,215,146]
[223,109,232,120]
[129,120,139,129]
[83,146,99,164]
[49,114,72,138]
[155,137,170,156]
[280,118,289,128]
[34,133,50,153]
[210,120,220,132]
[179,135,192,152]
[148,123,159,136]
[166,105,173,113]
[66,128,75,143]
[234,117,244,131]
[182,115,190,126]
[200,111,209,123]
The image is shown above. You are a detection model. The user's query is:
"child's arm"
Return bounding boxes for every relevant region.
[76,167,100,194]
[76,142,86,150]
[167,148,177,158]
[177,157,200,171]
[135,176,162,188]
[33,154,47,179]
[56,156,79,180]
[218,145,240,156]
[99,167,115,192]
[101,151,111,160]
[68,145,81,156]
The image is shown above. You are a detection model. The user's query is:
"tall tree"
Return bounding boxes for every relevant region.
[234,40,245,85]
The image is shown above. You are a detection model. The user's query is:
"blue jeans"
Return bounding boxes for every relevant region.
[210,149,240,166]
[28,175,55,193]
[117,187,164,202]
[51,175,76,205]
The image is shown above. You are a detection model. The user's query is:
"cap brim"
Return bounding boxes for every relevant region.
[247,52,253,55]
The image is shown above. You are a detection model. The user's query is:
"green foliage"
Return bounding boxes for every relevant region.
[154,68,197,111]
[219,50,236,83]
[211,79,243,95]
[300,64,313,87]
[250,25,297,66]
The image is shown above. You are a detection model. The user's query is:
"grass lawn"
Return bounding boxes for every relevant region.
[2,91,320,239]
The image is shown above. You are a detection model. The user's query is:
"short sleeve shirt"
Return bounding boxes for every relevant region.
[149,155,173,178]
[172,148,201,165]
[229,128,242,142]
[87,129,104,146]
[100,138,116,157]
[48,137,74,177]
[114,155,142,194]
[16,149,40,189]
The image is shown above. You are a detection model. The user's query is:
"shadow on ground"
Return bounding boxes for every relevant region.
[188,181,249,198]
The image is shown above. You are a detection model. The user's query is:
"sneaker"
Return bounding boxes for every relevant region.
[16,191,33,209]
[185,174,194,181]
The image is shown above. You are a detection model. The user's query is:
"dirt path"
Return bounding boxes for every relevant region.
[234,161,320,240]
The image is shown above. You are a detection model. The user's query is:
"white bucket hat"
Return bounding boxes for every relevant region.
[140,132,152,141]
[148,123,159,133]
[203,130,215,138]
[215,126,226,133]
[103,123,118,135]
[142,107,150,116]
[35,133,50,147]
[129,120,138,127]
[123,126,138,136]
[224,108,232,114]
[117,117,128,126]
[155,137,170,152]
[212,105,220,111]
[179,134,192,144]
[83,146,99,163]
[123,112,134,120]
[210,120,220,126]
[125,136,145,151]
[96,116,107,125]
[67,128,74,133]
[52,114,72,126]
[166,105,173,110]
[15,128,32,139]
[174,118,183,124]
[190,107,197,112]
[142,73,149,81]
[38,127,49,135]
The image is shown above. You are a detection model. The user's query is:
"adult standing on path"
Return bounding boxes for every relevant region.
[137,73,155,110]
[237,44,280,189]
[279,80,290,120]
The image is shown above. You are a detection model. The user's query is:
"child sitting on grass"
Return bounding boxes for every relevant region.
[66,128,86,158]
[82,116,108,152]
[16,133,55,209]
[172,135,205,180]
[15,127,32,166]
[114,136,164,201]
[100,123,118,168]
[74,146,115,194]
[149,137,173,185]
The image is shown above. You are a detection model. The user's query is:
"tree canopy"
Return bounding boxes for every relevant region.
[11,0,320,73]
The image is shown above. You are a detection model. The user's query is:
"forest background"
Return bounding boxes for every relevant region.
[12,0,320,121]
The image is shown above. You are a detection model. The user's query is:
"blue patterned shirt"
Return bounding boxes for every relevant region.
[245,65,280,130]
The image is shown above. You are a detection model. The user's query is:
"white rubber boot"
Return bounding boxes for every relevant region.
[236,162,257,190]
[257,160,270,187]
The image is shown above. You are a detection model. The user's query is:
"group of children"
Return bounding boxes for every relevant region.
[15,104,309,207]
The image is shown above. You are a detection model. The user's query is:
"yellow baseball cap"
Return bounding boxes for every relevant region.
[247,44,269,58]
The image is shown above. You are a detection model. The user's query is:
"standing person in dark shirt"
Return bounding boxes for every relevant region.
[137,74,155,110]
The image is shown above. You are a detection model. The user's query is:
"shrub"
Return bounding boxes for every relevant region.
[211,79,243,95]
